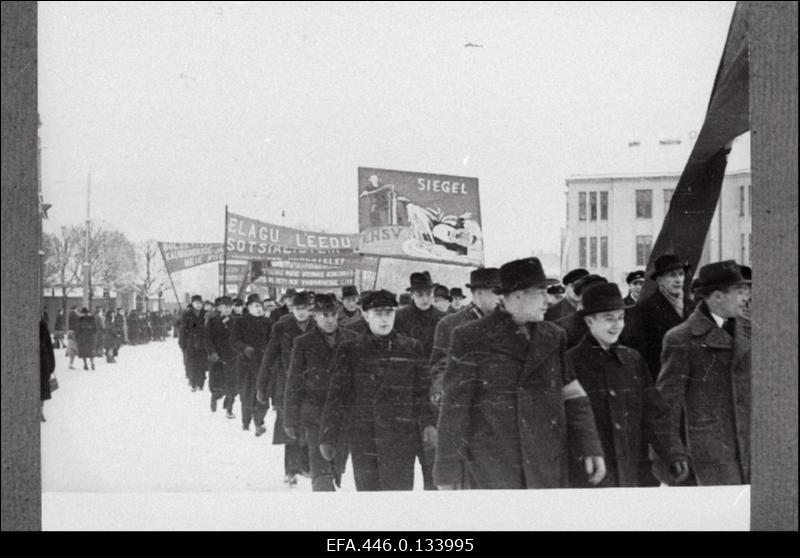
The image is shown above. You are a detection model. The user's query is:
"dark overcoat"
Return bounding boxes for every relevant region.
[40,318,55,400]
[204,313,238,393]
[544,297,577,322]
[554,310,588,350]
[341,315,369,335]
[567,334,686,487]
[76,315,97,358]
[394,303,446,360]
[229,313,272,378]
[657,304,751,485]
[620,289,694,383]
[179,308,206,357]
[320,330,435,490]
[428,304,484,401]
[434,309,603,489]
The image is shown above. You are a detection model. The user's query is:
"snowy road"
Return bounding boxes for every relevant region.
[42,337,424,492]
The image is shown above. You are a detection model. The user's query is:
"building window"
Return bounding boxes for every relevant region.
[579,237,587,268]
[636,189,652,219]
[748,184,752,215]
[600,191,608,220]
[741,233,746,264]
[589,192,597,221]
[589,237,598,268]
[636,235,652,266]
[740,185,746,217]
[578,192,587,221]
[663,188,674,216]
[600,236,608,267]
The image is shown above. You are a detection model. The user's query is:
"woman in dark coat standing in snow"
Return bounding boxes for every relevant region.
[76,307,97,370]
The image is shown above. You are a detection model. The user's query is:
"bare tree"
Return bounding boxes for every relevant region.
[135,239,170,306]
[43,225,83,320]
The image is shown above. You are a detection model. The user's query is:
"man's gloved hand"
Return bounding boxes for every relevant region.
[256,390,268,405]
[243,346,255,359]
[669,459,691,484]
[320,444,336,462]
[423,425,437,447]
[208,352,220,363]
[584,456,607,485]
[284,425,297,440]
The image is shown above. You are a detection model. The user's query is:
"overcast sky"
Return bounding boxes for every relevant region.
[39,1,738,267]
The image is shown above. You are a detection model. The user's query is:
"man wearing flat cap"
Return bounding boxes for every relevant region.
[657,260,752,485]
[544,268,590,322]
[435,257,606,490]
[204,295,237,419]
[394,271,447,490]
[341,291,372,335]
[566,282,689,488]
[319,290,436,490]
[554,274,608,350]
[179,295,207,392]
[259,290,315,486]
[621,254,695,383]
[284,293,357,491]
[338,285,362,321]
[230,293,272,435]
[624,270,646,306]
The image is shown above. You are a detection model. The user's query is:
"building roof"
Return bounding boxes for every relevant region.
[567,132,750,181]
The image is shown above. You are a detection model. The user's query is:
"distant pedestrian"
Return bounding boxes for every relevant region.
[231,293,271,434]
[53,309,66,349]
[204,296,238,419]
[179,295,207,391]
[76,308,97,370]
[40,316,56,422]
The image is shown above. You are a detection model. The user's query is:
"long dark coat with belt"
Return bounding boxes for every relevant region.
[567,334,687,487]
[434,308,603,489]
[428,303,485,403]
[657,303,751,485]
[178,308,206,358]
[320,330,436,490]
[76,314,97,359]
[620,289,694,383]
[259,313,312,445]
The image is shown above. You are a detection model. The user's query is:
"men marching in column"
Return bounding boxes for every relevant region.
[204,295,237,419]
[258,290,314,485]
[319,290,436,491]
[566,282,689,487]
[553,274,608,349]
[179,295,207,391]
[338,285,362,321]
[284,293,357,491]
[657,260,752,485]
[394,271,447,490]
[544,268,590,322]
[230,293,271,435]
[434,257,606,490]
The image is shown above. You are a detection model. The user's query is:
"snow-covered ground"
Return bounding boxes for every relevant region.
[41,337,749,530]
[42,336,426,493]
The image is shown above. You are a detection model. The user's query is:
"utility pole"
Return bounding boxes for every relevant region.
[82,172,92,310]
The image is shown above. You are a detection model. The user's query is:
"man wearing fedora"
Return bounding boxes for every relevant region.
[429,268,501,409]
[394,271,447,490]
[567,282,690,488]
[657,260,752,486]
[179,294,207,392]
[230,293,272,435]
[319,290,436,490]
[204,295,237,419]
[435,257,605,490]
[621,254,695,383]
[338,285,362,321]
[284,293,357,491]
[259,290,314,486]
[449,287,467,311]
[624,270,646,306]
[554,274,608,349]
[433,284,455,314]
[544,268,590,322]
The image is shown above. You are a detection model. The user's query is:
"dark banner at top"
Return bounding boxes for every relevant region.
[158,242,225,274]
[226,211,358,259]
[357,167,483,266]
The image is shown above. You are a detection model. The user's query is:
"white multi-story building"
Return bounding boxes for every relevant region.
[561,134,751,286]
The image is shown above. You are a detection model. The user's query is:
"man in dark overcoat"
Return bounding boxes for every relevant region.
[179,295,207,391]
[623,270,645,306]
[230,293,271,434]
[319,290,436,491]
[553,274,607,350]
[76,307,97,370]
[284,294,357,491]
[657,260,752,486]
[566,282,689,488]
[338,285,362,321]
[434,258,606,490]
[621,254,695,383]
[544,268,589,322]
[258,290,313,485]
[204,295,237,419]
[394,271,446,490]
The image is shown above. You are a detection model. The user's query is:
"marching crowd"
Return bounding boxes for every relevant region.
[172,254,752,491]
